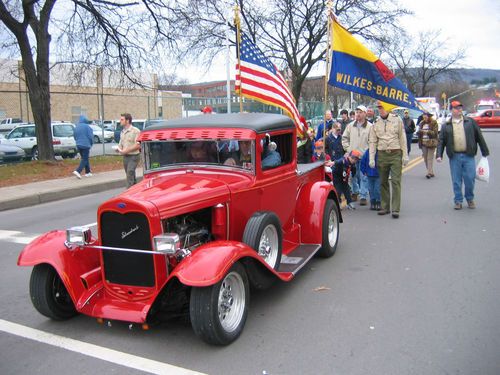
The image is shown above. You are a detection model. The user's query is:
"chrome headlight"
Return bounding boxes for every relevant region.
[66,226,92,246]
[153,233,180,254]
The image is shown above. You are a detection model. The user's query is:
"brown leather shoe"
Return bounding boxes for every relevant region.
[351,193,358,202]
[454,202,462,210]
[359,198,367,206]
[467,200,476,209]
[377,209,389,215]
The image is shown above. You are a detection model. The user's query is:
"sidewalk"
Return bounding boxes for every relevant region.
[0,168,142,212]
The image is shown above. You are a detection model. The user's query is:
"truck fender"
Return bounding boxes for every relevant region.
[295,181,340,244]
[170,240,279,287]
[17,230,100,304]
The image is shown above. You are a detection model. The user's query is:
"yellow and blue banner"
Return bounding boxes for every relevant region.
[328,20,420,111]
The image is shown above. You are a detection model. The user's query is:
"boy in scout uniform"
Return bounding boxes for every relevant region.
[117,113,141,188]
[368,102,408,218]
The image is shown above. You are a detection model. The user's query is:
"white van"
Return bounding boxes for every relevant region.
[1,122,77,160]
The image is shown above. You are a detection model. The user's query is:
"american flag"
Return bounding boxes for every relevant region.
[236,32,305,136]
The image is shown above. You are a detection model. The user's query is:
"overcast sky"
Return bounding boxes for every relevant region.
[175,0,500,83]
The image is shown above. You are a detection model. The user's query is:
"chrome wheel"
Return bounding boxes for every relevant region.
[258,224,279,268]
[328,209,338,248]
[218,271,246,333]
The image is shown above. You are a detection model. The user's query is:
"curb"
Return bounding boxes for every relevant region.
[0,179,127,212]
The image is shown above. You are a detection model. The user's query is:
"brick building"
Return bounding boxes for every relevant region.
[0,60,183,123]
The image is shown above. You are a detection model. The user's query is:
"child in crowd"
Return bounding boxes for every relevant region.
[331,150,362,210]
[312,140,331,162]
[360,149,381,210]
[325,123,344,161]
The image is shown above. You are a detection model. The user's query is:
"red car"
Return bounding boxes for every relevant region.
[18,113,342,345]
[470,109,500,128]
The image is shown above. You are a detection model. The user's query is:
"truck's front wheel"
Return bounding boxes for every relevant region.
[190,262,249,345]
[29,264,77,320]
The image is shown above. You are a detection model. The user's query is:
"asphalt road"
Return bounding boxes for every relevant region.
[1,131,499,375]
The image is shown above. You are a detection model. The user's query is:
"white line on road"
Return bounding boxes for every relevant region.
[0,230,38,245]
[0,319,206,375]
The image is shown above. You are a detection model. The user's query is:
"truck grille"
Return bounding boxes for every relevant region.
[100,211,155,287]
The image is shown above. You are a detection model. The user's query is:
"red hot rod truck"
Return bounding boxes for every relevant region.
[18,113,342,345]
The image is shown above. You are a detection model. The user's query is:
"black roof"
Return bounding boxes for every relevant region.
[145,113,295,133]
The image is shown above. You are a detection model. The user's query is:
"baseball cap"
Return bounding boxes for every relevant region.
[404,110,409,114]
[315,140,324,148]
[349,149,362,159]
[423,111,433,116]
[450,100,463,108]
[355,105,367,113]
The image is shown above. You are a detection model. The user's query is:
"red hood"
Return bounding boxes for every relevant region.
[115,169,252,217]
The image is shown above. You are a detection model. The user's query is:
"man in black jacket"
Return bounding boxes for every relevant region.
[437,101,490,210]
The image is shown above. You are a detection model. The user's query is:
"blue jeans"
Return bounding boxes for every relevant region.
[367,176,381,203]
[351,160,368,199]
[406,133,413,155]
[449,153,476,203]
[76,147,91,174]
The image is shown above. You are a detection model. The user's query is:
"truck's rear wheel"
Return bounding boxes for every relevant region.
[317,199,339,258]
[29,264,77,320]
[190,262,249,345]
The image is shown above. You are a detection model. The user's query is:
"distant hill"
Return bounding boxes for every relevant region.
[453,68,500,84]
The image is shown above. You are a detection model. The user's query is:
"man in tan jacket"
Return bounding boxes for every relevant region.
[369,102,408,218]
[342,105,372,205]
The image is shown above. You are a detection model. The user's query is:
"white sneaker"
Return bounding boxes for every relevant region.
[347,203,356,210]
[72,171,82,179]
[85,173,93,177]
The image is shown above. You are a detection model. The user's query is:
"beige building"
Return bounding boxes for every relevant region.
[0,60,182,123]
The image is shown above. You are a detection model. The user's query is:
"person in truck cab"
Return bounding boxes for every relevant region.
[223,140,253,168]
[187,141,217,163]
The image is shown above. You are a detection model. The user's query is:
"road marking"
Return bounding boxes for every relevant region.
[0,223,96,245]
[403,156,424,173]
[0,319,206,375]
[0,230,38,245]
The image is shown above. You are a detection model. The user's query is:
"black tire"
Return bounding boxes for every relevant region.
[242,212,282,269]
[242,212,282,290]
[190,262,249,345]
[62,153,75,159]
[317,199,340,258]
[29,264,77,320]
[93,135,100,143]
[31,146,38,160]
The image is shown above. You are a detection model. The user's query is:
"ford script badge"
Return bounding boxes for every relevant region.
[117,202,126,209]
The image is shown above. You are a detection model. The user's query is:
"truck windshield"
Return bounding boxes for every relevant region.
[143,139,255,172]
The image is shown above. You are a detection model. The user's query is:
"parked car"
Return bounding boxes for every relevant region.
[114,119,148,143]
[0,118,26,134]
[0,143,26,163]
[468,109,500,128]
[18,113,342,345]
[89,124,114,143]
[102,120,119,131]
[1,122,77,159]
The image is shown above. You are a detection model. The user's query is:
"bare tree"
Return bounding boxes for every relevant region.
[378,30,466,97]
[0,0,176,160]
[169,0,411,102]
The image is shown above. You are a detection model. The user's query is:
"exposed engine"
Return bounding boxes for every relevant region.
[163,208,212,253]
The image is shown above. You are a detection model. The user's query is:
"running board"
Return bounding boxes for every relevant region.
[277,244,321,275]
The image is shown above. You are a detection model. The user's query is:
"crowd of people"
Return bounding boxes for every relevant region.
[298,100,490,216]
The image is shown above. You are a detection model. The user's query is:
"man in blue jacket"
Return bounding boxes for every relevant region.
[437,101,489,210]
[72,115,94,179]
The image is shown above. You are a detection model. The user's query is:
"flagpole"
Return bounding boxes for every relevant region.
[234,4,243,113]
[226,22,232,114]
[323,0,333,145]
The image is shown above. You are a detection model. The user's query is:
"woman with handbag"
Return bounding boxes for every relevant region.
[418,112,439,178]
